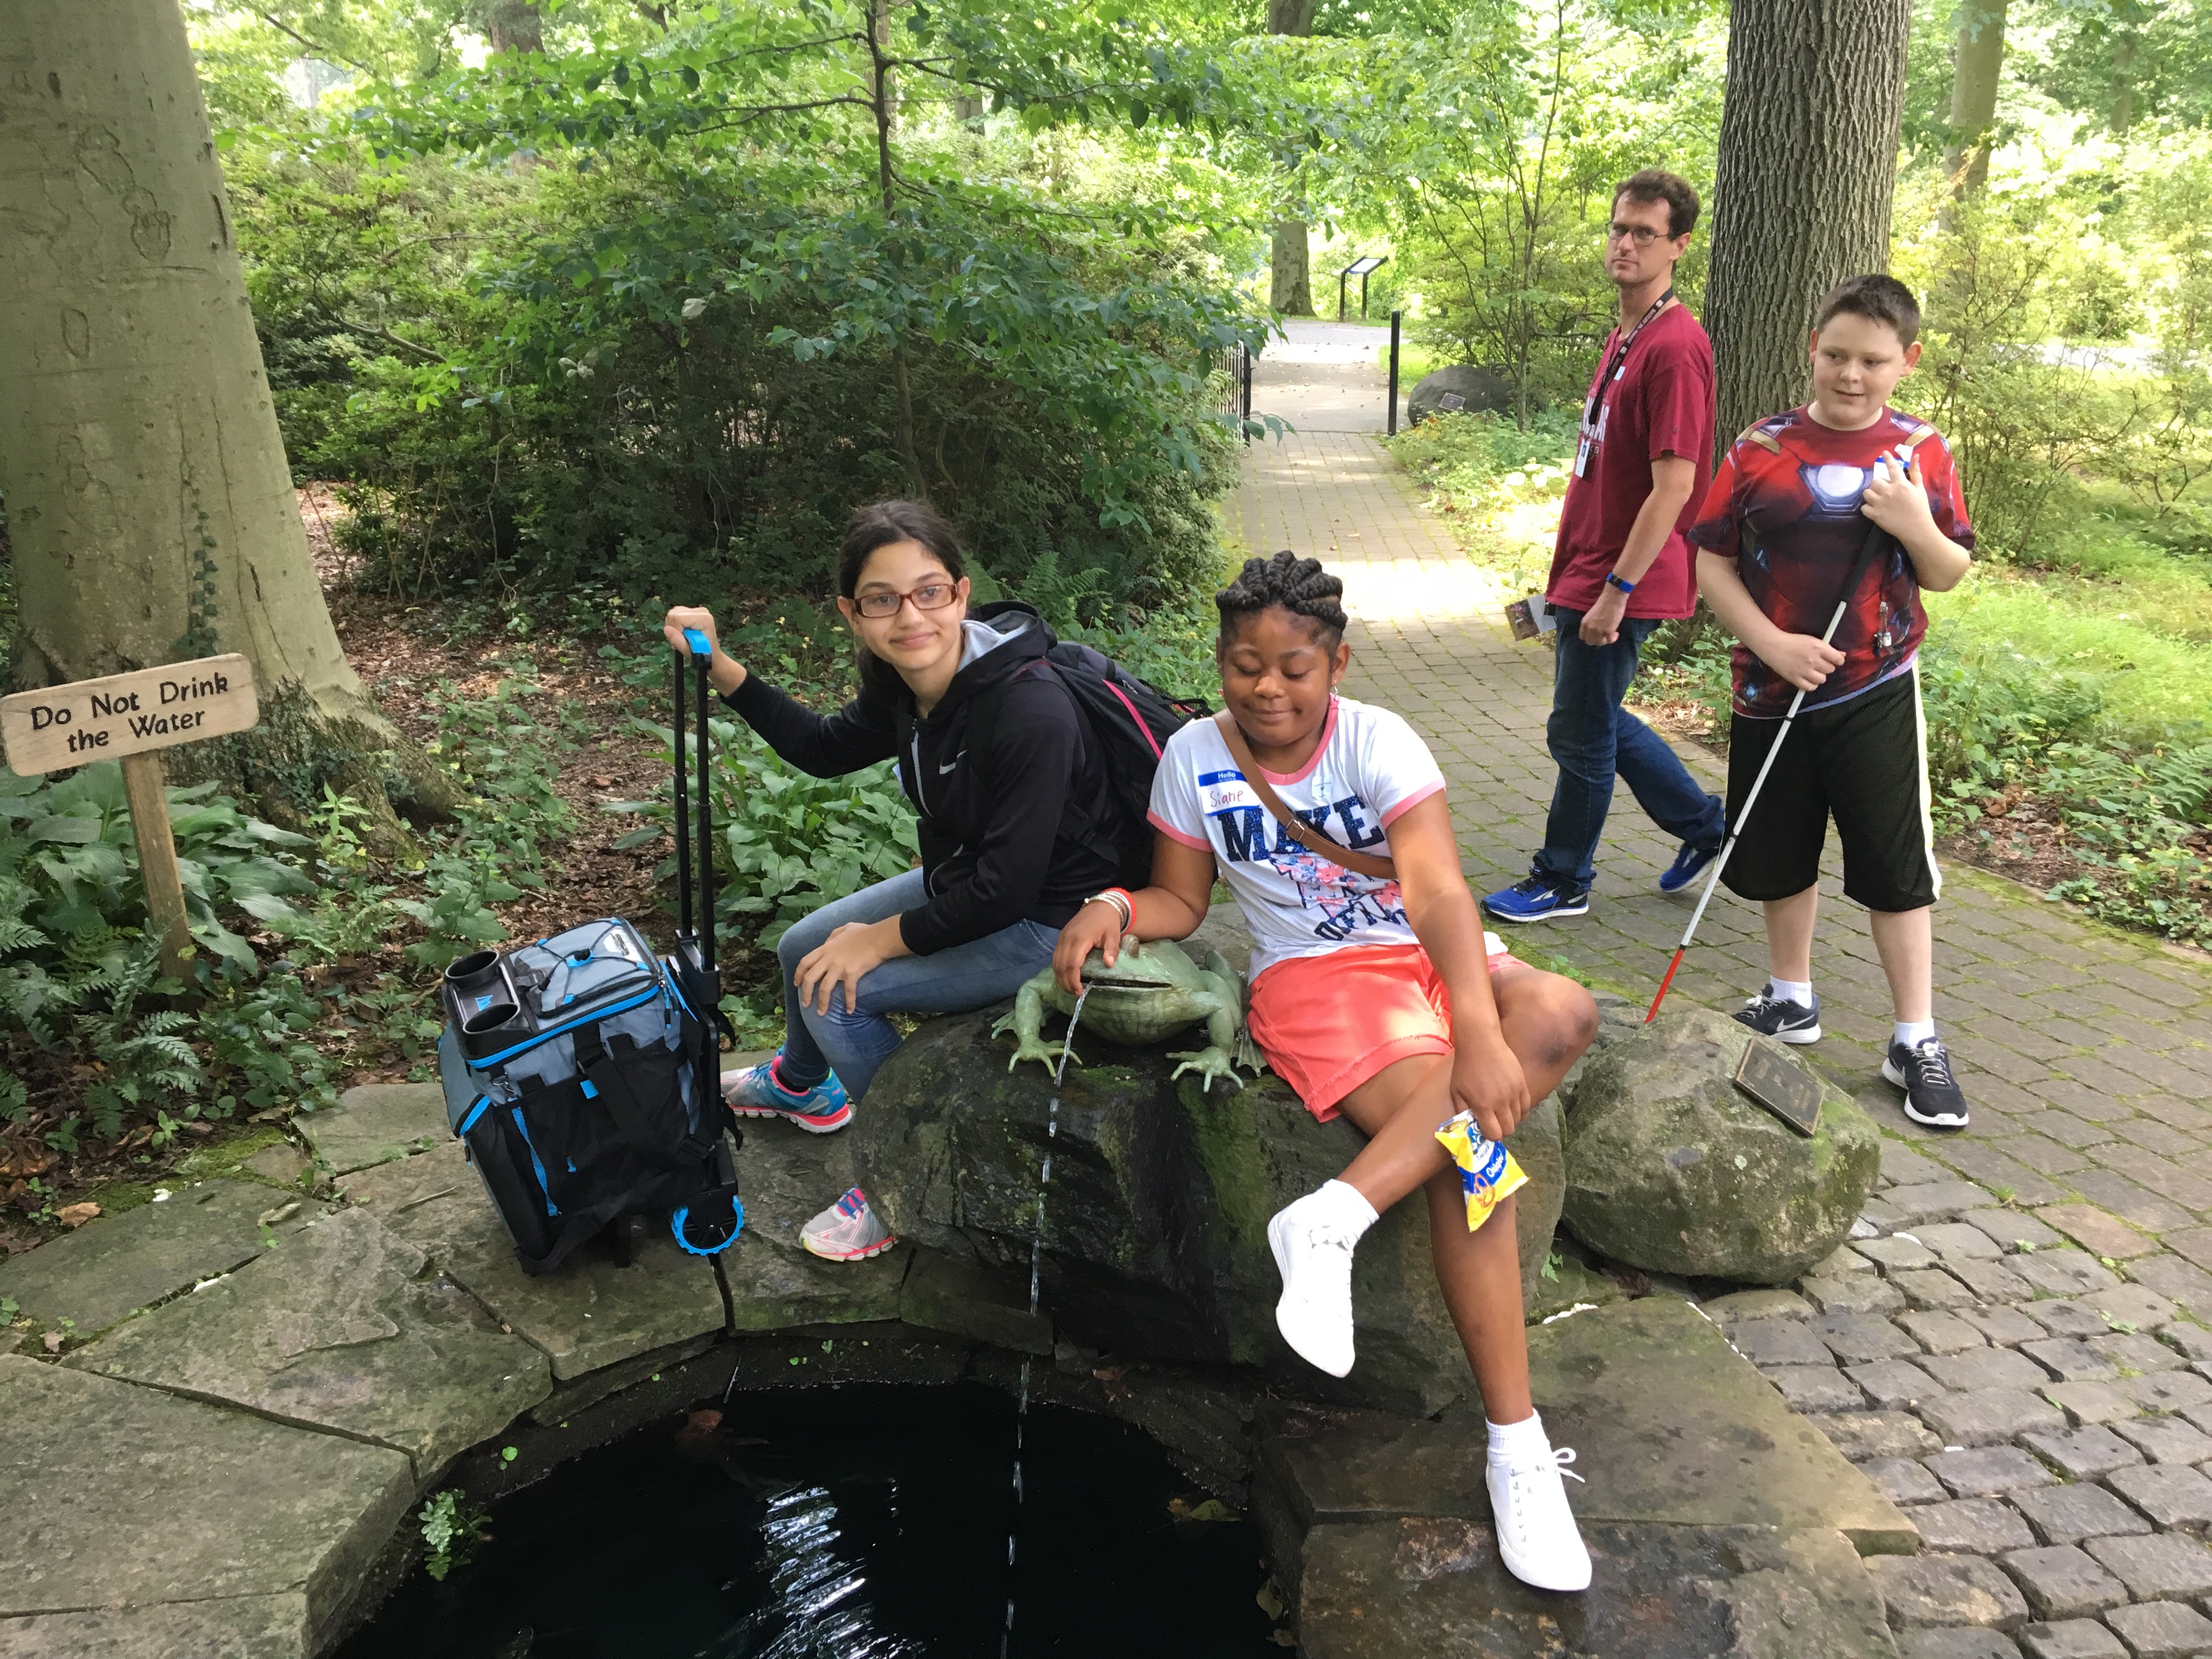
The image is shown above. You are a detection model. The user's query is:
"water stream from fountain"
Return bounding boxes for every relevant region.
[1001,986,1086,1659]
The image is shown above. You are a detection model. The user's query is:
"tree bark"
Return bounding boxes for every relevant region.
[865,0,927,499]
[1267,0,1316,316]
[472,0,544,56]
[1942,0,2007,197]
[1706,0,1910,454]
[0,0,456,842]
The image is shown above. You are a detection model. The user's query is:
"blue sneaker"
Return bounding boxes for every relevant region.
[721,1053,852,1133]
[1658,840,1721,895]
[1482,874,1591,923]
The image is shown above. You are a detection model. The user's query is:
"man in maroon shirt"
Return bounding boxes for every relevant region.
[1483,170,1726,924]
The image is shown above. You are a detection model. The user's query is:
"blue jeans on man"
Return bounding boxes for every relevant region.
[1528,608,1723,898]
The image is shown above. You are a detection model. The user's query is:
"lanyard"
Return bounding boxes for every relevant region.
[1584,287,1674,428]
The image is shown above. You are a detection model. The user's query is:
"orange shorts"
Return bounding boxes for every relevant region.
[1246,940,1521,1120]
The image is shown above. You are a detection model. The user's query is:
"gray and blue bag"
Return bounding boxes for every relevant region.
[434,634,742,1274]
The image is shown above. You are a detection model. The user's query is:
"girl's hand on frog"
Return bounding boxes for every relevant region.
[1053,900,1126,997]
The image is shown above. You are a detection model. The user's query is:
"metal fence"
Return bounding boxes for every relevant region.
[1210,341,1253,434]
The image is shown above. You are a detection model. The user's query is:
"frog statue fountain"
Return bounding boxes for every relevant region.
[992,936,1263,1093]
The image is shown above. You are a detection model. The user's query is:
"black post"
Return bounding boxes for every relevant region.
[1360,271,1369,318]
[1338,270,1347,321]
[1242,345,1254,443]
[1387,310,1401,437]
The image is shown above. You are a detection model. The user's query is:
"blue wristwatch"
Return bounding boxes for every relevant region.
[1605,572,1636,595]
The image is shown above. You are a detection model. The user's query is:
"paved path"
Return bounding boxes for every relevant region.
[1232,328,2212,1650]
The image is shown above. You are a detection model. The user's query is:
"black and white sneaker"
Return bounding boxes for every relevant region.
[1732,989,1822,1045]
[1884,1038,1970,1130]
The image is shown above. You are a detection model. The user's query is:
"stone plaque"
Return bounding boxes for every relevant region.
[1734,1041,1822,1136]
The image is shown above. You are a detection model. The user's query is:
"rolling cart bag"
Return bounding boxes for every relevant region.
[433,631,742,1274]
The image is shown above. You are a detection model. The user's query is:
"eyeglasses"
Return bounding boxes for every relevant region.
[1606,222,1667,247]
[853,582,958,620]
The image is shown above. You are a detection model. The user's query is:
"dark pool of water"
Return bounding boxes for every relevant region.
[338,1381,1281,1658]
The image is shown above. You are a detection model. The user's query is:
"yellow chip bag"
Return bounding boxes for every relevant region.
[1435,1110,1528,1234]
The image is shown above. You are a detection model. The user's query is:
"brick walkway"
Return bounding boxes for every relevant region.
[1228,387,2212,1651]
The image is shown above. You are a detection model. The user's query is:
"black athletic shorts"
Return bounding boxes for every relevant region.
[1722,665,1940,913]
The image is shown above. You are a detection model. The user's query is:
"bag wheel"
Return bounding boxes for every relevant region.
[673,1198,744,1257]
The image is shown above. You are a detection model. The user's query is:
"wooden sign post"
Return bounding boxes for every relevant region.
[1,656,261,982]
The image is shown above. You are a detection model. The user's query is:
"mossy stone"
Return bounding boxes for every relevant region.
[1561,1006,1880,1285]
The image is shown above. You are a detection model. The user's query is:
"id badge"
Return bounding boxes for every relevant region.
[1573,432,1593,477]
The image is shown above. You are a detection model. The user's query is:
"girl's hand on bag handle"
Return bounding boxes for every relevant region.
[1052,899,1127,998]
[662,606,747,695]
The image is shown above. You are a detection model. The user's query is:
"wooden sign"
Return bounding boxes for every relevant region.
[1,654,257,777]
[1,654,260,984]
[1733,1041,1824,1137]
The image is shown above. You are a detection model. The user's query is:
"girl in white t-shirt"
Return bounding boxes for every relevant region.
[1050,550,1599,1595]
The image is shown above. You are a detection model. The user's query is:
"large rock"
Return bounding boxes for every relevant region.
[0,1356,411,1645]
[301,1082,447,1175]
[0,1180,305,1339]
[1405,364,1511,426]
[1561,1006,1880,1284]
[339,1139,726,1381]
[851,1003,1564,1417]
[67,1206,549,1485]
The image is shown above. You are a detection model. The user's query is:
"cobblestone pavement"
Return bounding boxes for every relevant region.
[1227,403,2212,1656]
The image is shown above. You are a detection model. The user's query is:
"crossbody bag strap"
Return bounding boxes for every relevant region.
[1211,710,1397,880]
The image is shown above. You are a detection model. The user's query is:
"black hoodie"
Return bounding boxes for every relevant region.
[720,602,1119,955]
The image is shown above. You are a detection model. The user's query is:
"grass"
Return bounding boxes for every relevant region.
[1926,578,2212,743]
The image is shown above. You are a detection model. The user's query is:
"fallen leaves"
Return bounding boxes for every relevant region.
[54,1203,100,1228]
[0,1138,54,1180]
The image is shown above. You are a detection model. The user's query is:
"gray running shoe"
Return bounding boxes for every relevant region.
[798,1186,896,1261]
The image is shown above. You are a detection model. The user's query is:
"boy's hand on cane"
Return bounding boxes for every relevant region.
[1052,899,1126,998]
[1758,630,1846,693]
[1859,452,1936,540]
[662,606,746,695]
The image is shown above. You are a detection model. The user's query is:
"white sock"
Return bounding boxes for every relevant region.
[1487,1410,1550,1467]
[1894,1019,1937,1048]
[1314,1178,1378,1242]
[1767,978,1813,1007]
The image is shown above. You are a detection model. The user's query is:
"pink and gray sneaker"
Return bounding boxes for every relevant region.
[800,1187,896,1262]
[721,1053,853,1133]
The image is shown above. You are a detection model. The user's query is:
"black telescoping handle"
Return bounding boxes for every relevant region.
[693,644,715,987]
[672,646,694,941]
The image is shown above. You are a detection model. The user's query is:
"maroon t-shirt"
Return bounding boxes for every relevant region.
[1544,302,1716,620]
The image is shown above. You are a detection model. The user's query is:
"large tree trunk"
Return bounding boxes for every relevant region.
[1942,1,2007,197]
[1705,0,1910,453]
[0,0,456,843]
[472,0,544,55]
[1267,0,1316,316]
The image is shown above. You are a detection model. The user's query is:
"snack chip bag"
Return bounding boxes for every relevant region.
[1435,1110,1528,1234]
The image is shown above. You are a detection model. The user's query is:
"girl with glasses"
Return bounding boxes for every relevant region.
[663,499,1123,1262]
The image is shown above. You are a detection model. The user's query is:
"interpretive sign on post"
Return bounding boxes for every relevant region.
[0,655,260,980]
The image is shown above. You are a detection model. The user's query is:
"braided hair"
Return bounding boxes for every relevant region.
[1215,548,1348,648]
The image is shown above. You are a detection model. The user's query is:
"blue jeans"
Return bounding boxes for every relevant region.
[773,868,1060,1103]
[1533,609,1724,893]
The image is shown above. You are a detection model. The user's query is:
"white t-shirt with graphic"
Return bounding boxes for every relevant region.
[1149,697,1490,981]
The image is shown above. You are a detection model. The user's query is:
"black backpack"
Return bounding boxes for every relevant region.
[964,603,1210,889]
[433,635,743,1275]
